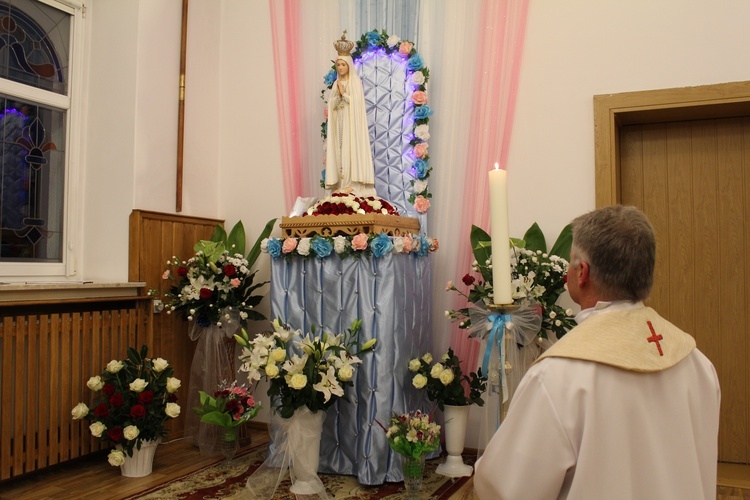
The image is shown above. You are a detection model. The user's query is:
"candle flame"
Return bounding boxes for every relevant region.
[494,162,500,170]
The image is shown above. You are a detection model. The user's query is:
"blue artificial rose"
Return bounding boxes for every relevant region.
[370,233,393,258]
[266,238,282,259]
[411,159,428,179]
[311,237,333,259]
[414,105,433,120]
[417,236,430,257]
[323,69,337,87]
[365,31,382,47]
[407,53,424,71]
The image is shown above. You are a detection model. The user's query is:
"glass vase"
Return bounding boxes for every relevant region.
[401,454,425,497]
[221,427,239,462]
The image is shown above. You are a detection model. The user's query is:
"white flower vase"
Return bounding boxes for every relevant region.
[120,439,160,477]
[436,405,473,478]
[287,407,327,495]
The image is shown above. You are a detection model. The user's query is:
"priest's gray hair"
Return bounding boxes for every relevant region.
[571,205,656,302]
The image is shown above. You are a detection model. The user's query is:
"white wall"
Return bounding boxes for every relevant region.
[507,0,750,239]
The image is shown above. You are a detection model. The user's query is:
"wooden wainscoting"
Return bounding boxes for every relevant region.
[0,297,152,480]
[128,210,222,439]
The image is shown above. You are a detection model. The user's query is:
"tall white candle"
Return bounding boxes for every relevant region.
[489,163,512,304]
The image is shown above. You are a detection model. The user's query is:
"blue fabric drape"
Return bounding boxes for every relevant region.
[270,252,434,484]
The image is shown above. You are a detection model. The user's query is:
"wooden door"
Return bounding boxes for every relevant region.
[128,210,222,438]
[619,117,750,463]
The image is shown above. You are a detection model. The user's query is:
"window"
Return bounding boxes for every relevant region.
[0,0,83,276]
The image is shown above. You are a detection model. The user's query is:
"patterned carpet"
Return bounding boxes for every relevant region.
[126,443,474,499]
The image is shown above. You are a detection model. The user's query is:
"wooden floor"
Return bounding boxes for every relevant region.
[0,429,746,499]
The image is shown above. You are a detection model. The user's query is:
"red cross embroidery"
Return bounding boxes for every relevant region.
[646,321,664,356]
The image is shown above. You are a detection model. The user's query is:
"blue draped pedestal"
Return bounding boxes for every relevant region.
[270,252,433,485]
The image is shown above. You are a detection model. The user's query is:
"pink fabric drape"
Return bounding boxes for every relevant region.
[449,0,529,372]
[270,0,305,213]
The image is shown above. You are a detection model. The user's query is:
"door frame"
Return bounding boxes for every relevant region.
[594,80,750,206]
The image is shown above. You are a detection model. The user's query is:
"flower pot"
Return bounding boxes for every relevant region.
[436,404,473,478]
[401,453,426,497]
[120,439,160,477]
[286,407,327,495]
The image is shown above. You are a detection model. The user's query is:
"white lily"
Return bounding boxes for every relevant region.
[313,365,344,403]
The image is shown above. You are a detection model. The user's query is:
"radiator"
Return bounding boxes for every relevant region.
[0,298,152,480]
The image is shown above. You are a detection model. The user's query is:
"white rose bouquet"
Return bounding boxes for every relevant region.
[71,345,181,463]
[408,348,486,411]
[237,319,376,419]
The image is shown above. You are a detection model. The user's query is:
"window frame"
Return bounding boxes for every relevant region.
[0,0,86,278]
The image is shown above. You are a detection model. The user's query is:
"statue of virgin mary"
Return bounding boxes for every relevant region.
[324,33,376,198]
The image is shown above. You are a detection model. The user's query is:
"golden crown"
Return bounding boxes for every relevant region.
[334,31,354,56]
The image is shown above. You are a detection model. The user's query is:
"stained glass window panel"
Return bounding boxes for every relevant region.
[0,94,65,262]
[0,0,69,95]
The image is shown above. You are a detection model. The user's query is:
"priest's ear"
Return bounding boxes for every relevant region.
[576,260,590,286]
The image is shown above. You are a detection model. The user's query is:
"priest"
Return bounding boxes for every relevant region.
[474,205,720,499]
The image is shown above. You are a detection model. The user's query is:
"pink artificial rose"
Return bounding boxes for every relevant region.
[398,41,413,56]
[403,235,414,253]
[323,106,328,119]
[230,278,241,288]
[161,270,170,280]
[411,91,428,105]
[352,233,369,251]
[413,143,429,159]
[413,195,431,214]
[282,238,298,254]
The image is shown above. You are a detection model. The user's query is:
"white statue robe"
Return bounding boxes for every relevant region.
[324,55,376,198]
[474,304,720,500]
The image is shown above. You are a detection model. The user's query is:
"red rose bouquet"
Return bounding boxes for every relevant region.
[71,345,181,466]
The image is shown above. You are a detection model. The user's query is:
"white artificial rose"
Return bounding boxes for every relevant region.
[411,71,425,85]
[108,450,126,467]
[152,358,169,372]
[413,180,428,194]
[430,363,444,379]
[165,402,181,418]
[408,359,421,372]
[439,369,455,385]
[442,352,450,362]
[260,238,269,252]
[265,363,281,378]
[333,235,349,254]
[123,425,140,441]
[270,348,287,363]
[387,34,401,47]
[566,309,574,316]
[166,377,181,393]
[549,311,557,319]
[71,402,89,420]
[414,124,430,141]
[129,378,147,393]
[89,421,107,437]
[338,364,354,382]
[297,237,311,256]
[289,373,308,390]
[106,360,124,373]
[412,373,427,389]
[422,352,433,364]
[392,237,405,253]
[86,375,104,391]
[372,200,382,210]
